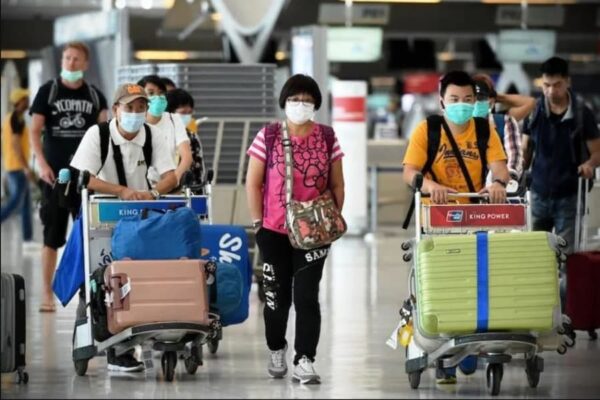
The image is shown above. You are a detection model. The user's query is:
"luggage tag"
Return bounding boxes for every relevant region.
[120,277,132,300]
[141,343,155,378]
[386,319,404,350]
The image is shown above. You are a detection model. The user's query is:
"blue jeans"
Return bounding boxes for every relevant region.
[531,191,576,311]
[1,171,32,241]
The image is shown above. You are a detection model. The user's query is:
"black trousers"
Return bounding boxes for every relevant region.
[255,228,330,365]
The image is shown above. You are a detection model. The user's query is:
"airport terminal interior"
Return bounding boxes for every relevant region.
[1,0,599,399]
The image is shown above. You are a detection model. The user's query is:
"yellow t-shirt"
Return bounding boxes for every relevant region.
[187,119,198,134]
[1,112,30,171]
[403,118,506,193]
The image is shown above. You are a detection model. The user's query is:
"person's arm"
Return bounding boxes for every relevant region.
[155,170,178,195]
[480,160,509,203]
[504,116,523,179]
[522,134,534,171]
[175,141,192,184]
[579,138,600,179]
[30,113,55,184]
[86,175,148,200]
[403,164,457,204]
[245,157,265,229]
[97,109,108,123]
[328,159,345,211]
[496,93,536,122]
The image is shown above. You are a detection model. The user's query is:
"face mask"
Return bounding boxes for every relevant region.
[179,114,192,126]
[148,95,168,117]
[444,102,474,125]
[119,112,146,134]
[473,101,490,118]
[285,101,315,125]
[60,69,84,83]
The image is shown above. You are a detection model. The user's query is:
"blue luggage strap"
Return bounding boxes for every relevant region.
[476,232,489,332]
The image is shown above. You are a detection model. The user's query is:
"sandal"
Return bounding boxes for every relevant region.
[39,303,56,313]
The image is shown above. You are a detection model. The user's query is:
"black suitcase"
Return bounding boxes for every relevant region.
[1,272,28,383]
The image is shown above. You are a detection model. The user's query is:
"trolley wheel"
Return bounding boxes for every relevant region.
[525,357,541,388]
[184,345,203,374]
[161,351,177,382]
[402,253,412,263]
[257,279,266,303]
[408,371,421,389]
[184,358,198,375]
[17,371,29,384]
[401,241,411,251]
[557,344,567,355]
[74,359,89,376]
[486,363,503,396]
[589,330,598,340]
[207,338,219,354]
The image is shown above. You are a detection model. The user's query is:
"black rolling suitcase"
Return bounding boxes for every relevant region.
[1,272,28,383]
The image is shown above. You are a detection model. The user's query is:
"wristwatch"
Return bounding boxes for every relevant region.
[493,179,507,188]
[150,189,160,200]
[252,219,263,230]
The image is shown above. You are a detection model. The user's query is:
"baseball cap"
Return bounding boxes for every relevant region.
[10,88,29,105]
[113,83,148,105]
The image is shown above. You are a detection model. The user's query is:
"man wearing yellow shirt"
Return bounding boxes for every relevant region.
[403,71,509,205]
[402,71,510,385]
[1,88,33,241]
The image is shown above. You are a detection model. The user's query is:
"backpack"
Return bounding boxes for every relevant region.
[47,78,101,111]
[492,113,506,145]
[96,121,153,189]
[402,115,490,229]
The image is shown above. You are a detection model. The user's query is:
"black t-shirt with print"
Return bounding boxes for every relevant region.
[30,78,108,173]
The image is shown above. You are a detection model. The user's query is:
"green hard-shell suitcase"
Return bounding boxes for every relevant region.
[415,231,560,337]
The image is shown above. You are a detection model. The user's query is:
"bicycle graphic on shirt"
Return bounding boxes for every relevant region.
[59,112,86,129]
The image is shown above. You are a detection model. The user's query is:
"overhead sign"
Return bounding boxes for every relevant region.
[496,6,565,27]
[327,27,383,62]
[496,30,556,63]
[319,3,390,25]
[54,10,120,46]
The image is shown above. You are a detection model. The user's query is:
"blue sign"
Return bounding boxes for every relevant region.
[97,196,208,223]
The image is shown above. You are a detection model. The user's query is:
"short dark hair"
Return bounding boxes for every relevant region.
[137,75,167,93]
[160,76,176,90]
[540,56,569,77]
[439,71,475,97]
[278,74,322,110]
[165,88,195,113]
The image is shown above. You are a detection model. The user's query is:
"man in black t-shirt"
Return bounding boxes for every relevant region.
[29,41,108,312]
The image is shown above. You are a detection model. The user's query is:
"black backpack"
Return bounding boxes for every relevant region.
[402,115,490,229]
[47,78,101,111]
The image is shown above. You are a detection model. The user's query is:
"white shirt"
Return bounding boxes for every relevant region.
[70,119,176,191]
[147,112,189,183]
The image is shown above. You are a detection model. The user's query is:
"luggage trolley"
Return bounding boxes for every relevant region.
[71,171,220,382]
[399,174,572,396]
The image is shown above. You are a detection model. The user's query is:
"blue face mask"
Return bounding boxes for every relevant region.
[119,111,146,134]
[148,95,167,117]
[60,69,84,83]
[473,101,490,118]
[179,114,192,126]
[445,102,475,125]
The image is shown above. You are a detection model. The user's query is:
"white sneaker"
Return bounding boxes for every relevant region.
[292,356,321,384]
[267,345,288,378]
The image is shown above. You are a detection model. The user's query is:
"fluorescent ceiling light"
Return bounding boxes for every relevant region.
[481,0,576,4]
[135,50,189,60]
[1,50,27,59]
[338,0,441,3]
[210,12,222,22]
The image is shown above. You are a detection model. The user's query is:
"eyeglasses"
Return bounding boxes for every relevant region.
[286,98,315,106]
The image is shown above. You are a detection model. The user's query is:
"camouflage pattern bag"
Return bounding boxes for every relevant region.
[281,121,347,250]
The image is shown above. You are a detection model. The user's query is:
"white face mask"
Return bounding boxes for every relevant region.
[285,101,315,125]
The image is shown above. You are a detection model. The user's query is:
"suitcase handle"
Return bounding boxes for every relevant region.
[109,273,128,310]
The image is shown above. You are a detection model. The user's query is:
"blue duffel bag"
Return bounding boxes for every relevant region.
[112,207,202,260]
[209,261,243,316]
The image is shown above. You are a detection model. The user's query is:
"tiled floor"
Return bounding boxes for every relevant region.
[1,214,599,399]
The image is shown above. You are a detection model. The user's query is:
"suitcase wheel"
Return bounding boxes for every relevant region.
[207,338,219,354]
[161,351,177,382]
[74,359,89,376]
[525,356,541,388]
[16,370,29,384]
[486,363,503,396]
[184,345,203,374]
[408,370,421,389]
[402,253,412,263]
[589,330,598,341]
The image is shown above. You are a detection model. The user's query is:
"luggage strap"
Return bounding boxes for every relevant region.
[476,232,489,332]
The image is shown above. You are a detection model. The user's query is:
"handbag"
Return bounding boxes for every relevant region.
[52,212,85,306]
[281,121,347,250]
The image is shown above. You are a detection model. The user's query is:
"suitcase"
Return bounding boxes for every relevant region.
[565,251,600,333]
[104,259,210,335]
[1,273,28,383]
[415,231,560,336]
